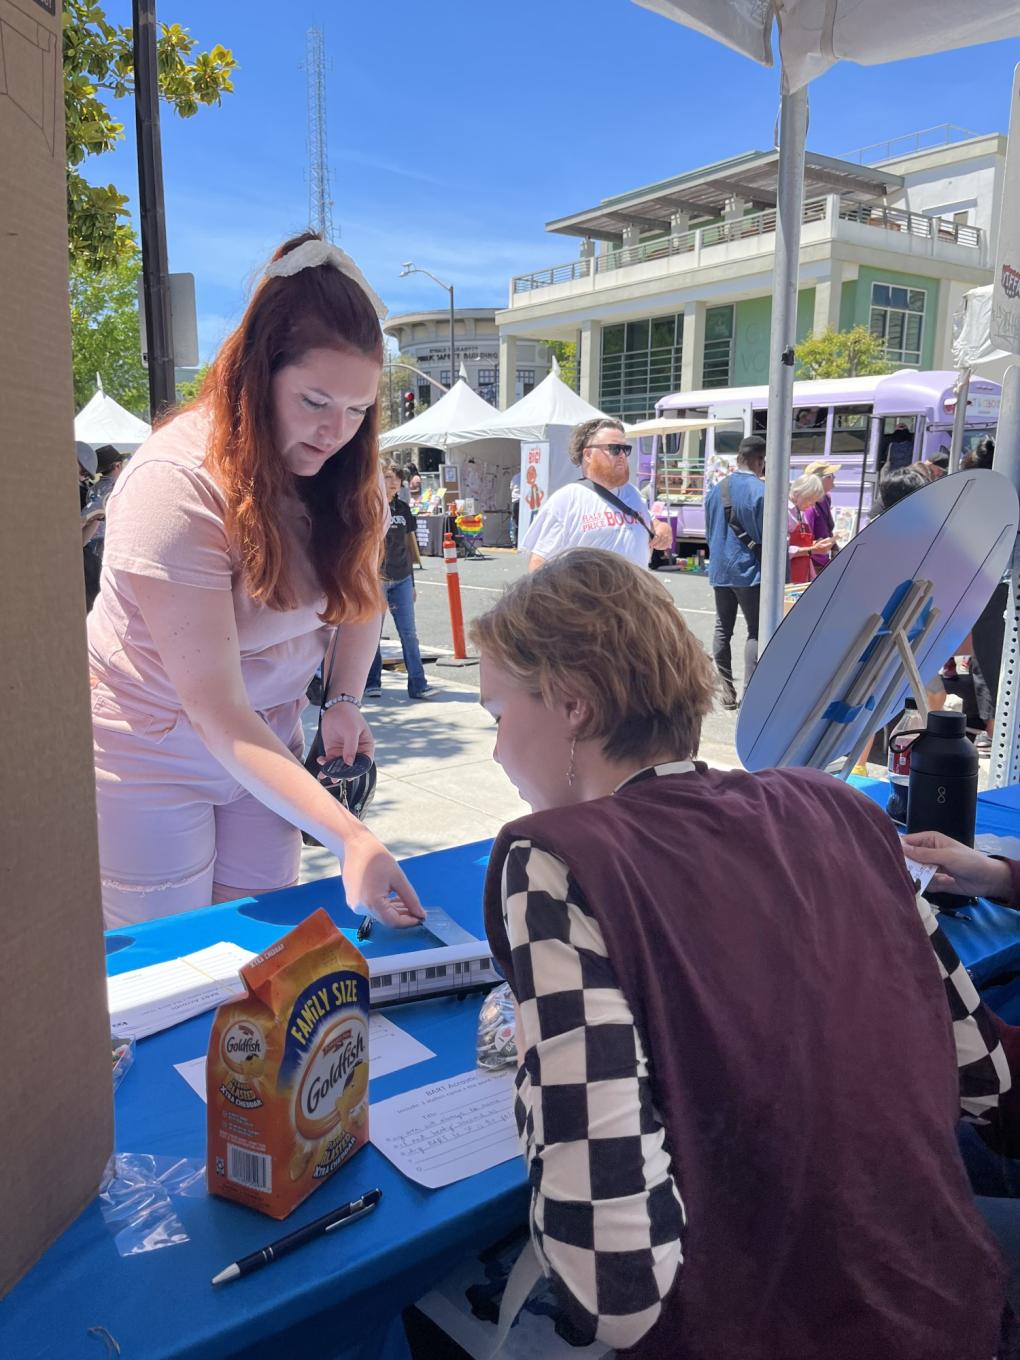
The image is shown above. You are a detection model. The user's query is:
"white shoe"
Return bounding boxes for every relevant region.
[363,686,382,699]
[410,686,440,701]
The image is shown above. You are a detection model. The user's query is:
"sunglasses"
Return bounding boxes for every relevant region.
[585,442,632,457]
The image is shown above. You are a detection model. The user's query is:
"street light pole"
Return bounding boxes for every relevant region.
[448,282,457,387]
[133,0,176,418]
[400,263,457,387]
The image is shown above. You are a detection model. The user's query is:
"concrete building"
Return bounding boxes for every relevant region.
[497,127,1004,420]
[384,308,551,409]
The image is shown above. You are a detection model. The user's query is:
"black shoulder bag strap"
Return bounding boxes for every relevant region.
[719,475,761,560]
[579,479,655,542]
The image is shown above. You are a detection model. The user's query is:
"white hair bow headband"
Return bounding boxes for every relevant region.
[264,239,388,320]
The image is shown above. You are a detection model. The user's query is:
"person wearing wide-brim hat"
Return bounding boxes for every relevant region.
[803,458,840,569]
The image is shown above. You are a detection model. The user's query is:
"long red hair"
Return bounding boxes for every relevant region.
[188,231,385,624]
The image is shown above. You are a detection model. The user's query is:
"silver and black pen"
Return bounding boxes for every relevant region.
[211,1188,382,1285]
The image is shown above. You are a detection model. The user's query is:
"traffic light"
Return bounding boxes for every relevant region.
[403,390,415,421]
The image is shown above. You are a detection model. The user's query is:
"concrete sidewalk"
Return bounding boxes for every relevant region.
[298,652,747,883]
[299,671,528,882]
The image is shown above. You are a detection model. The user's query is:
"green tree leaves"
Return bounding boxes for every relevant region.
[795,326,893,380]
[64,1,236,269]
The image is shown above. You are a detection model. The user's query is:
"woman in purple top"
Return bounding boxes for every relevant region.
[803,458,839,571]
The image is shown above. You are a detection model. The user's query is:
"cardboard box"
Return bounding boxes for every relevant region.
[0,0,114,1298]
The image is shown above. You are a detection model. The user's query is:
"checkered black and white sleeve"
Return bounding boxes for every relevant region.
[501,839,686,1351]
[914,893,1011,1121]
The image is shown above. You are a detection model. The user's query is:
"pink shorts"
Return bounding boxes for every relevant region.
[91,683,307,929]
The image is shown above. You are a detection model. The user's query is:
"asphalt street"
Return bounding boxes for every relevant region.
[387,547,746,768]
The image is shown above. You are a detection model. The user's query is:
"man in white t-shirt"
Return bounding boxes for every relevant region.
[524,418,672,571]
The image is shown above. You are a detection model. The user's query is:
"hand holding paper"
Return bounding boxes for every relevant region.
[903,831,1014,901]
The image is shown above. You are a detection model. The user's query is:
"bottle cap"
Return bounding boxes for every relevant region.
[925,710,966,737]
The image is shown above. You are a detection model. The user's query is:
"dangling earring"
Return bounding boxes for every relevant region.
[566,737,577,788]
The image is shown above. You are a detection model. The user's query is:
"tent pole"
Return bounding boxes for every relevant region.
[760,82,809,650]
[948,367,972,472]
[990,363,1020,788]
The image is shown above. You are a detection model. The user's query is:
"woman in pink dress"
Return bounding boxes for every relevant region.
[87,233,424,930]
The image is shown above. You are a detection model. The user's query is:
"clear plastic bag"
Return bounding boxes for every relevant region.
[476,982,518,1070]
[98,1153,205,1257]
[111,1035,135,1092]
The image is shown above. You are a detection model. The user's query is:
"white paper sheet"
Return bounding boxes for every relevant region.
[903,856,938,895]
[367,1012,436,1078]
[174,1013,435,1101]
[108,941,255,1040]
[174,1055,208,1101]
[369,1068,519,1188]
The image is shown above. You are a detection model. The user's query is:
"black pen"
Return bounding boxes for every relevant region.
[211,1188,382,1285]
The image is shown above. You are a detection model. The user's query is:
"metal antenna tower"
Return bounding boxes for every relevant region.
[305,27,334,241]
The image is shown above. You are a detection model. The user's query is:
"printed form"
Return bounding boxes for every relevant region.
[369,1068,519,1188]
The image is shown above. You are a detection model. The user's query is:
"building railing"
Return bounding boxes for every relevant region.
[510,194,983,297]
[840,123,980,165]
[837,199,982,248]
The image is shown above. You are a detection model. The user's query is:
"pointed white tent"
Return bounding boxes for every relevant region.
[74,379,150,453]
[380,374,520,545]
[456,362,610,545]
[378,375,499,450]
[456,360,605,445]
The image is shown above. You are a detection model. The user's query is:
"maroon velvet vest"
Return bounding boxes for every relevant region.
[484,764,1004,1360]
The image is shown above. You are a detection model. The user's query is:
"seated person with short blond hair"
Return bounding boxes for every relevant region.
[471,548,1006,1360]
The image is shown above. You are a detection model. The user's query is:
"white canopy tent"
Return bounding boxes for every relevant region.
[457,362,605,445]
[953,286,1012,372]
[946,285,1014,472]
[74,380,151,453]
[380,376,519,545]
[634,1,1019,95]
[379,376,499,451]
[455,362,608,545]
[633,0,1020,649]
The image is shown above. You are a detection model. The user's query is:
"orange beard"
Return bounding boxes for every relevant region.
[585,451,629,489]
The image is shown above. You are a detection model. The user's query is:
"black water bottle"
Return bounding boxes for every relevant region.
[906,710,978,847]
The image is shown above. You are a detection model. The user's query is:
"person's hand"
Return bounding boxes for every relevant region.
[320,700,374,772]
[813,537,835,552]
[341,828,425,927]
[902,830,1014,900]
[651,520,673,551]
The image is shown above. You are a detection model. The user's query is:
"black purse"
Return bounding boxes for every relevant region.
[302,630,377,846]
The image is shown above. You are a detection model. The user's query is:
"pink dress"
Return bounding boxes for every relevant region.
[88,409,331,927]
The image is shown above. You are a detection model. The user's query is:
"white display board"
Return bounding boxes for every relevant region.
[519,440,549,540]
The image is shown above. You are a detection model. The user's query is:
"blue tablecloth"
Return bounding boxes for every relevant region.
[853,780,1020,988]
[2,841,528,1360]
[10,788,1020,1359]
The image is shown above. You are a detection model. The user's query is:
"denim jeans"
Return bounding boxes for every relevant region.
[366,574,427,696]
[711,585,760,705]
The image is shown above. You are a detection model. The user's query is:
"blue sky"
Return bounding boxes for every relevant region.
[95,1,1020,361]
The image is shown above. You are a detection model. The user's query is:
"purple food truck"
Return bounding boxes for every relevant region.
[636,370,1001,548]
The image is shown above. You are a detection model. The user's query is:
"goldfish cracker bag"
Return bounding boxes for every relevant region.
[207,909,370,1219]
